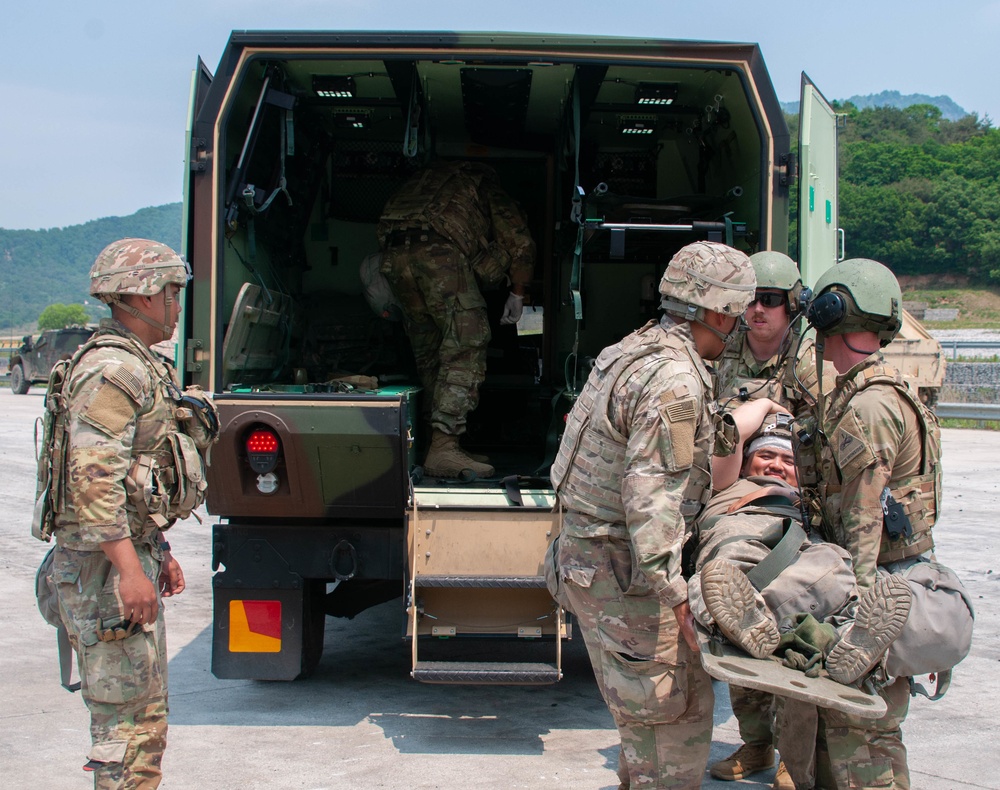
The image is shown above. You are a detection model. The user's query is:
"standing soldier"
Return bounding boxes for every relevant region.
[778,258,942,789]
[710,250,818,789]
[549,241,756,789]
[36,239,216,789]
[377,160,535,479]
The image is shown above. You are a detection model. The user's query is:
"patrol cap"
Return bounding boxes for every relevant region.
[659,241,756,319]
[90,238,191,304]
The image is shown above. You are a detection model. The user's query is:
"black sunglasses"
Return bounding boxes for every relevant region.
[749,291,786,309]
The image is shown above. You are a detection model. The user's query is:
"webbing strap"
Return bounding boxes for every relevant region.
[909,669,951,701]
[747,519,807,591]
[57,625,80,692]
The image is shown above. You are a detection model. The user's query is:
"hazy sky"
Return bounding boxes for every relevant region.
[2,0,998,231]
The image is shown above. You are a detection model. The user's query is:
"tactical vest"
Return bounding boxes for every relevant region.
[377,162,493,258]
[551,321,713,528]
[795,362,940,564]
[32,329,215,544]
[714,334,818,414]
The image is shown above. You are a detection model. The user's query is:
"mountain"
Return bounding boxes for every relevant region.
[0,204,182,332]
[781,92,969,121]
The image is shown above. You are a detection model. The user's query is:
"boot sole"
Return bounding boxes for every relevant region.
[827,573,912,684]
[701,559,780,660]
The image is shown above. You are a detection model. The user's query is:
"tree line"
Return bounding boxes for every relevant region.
[0,205,182,332]
[791,103,999,281]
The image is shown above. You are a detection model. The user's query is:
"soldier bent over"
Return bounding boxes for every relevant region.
[549,241,756,789]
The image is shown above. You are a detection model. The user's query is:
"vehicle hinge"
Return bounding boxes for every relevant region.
[190,137,208,172]
[777,151,797,188]
[185,338,206,371]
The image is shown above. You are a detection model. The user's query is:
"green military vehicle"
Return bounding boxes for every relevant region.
[8,327,96,395]
[183,31,840,683]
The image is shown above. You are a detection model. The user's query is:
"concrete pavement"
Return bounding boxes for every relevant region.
[1,386,996,789]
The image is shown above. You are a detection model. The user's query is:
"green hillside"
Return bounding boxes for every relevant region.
[0,204,181,331]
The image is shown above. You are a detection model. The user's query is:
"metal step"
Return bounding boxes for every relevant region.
[413,575,546,589]
[411,661,562,685]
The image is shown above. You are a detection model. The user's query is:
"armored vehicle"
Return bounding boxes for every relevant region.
[8,327,96,395]
[183,31,839,683]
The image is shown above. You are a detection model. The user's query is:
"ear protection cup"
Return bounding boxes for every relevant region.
[807,290,847,333]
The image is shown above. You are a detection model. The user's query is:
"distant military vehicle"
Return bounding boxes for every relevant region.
[882,309,946,406]
[183,31,840,683]
[8,327,96,394]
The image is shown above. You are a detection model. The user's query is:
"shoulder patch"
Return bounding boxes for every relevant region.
[831,410,877,482]
[79,361,148,438]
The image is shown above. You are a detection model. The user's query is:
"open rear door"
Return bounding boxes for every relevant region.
[797,74,840,288]
[178,57,214,379]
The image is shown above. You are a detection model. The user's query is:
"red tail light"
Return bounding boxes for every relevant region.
[246,428,280,473]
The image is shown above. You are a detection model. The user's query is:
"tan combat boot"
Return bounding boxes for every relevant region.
[772,760,795,789]
[827,573,912,684]
[710,742,775,780]
[701,559,780,659]
[423,429,495,479]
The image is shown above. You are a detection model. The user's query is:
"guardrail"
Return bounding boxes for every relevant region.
[936,402,1000,421]
[939,340,1000,359]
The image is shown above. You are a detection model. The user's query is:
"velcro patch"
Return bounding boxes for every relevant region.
[660,396,697,470]
[84,384,136,437]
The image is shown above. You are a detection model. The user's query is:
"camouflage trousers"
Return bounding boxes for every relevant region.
[52,544,168,790]
[775,677,911,789]
[557,529,714,789]
[382,236,490,436]
[729,686,775,746]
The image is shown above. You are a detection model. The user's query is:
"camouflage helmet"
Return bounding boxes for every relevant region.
[659,241,756,319]
[89,238,191,304]
[749,250,804,313]
[744,412,794,458]
[807,258,902,347]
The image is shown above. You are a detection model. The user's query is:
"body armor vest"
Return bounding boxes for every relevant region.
[795,362,940,564]
[34,328,210,543]
[551,321,713,528]
[715,334,818,414]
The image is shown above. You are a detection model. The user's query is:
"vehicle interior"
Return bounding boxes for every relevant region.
[209,45,783,477]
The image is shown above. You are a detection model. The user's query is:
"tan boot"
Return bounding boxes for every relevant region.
[772,760,795,790]
[701,559,780,659]
[827,573,912,684]
[423,430,495,478]
[710,742,775,780]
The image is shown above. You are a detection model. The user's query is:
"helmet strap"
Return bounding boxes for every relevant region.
[111,297,173,341]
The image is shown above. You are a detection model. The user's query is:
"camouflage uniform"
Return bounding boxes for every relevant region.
[714,333,818,416]
[376,161,535,435]
[689,476,858,634]
[779,355,942,789]
[712,332,819,760]
[40,239,210,790]
[47,318,210,789]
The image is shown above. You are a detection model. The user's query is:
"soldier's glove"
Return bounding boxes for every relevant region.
[776,613,838,678]
[500,292,525,325]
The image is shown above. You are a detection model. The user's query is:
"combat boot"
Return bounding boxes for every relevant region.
[772,760,795,789]
[827,573,912,684]
[423,429,495,479]
[709,742,775,780]
[701,559,780,659]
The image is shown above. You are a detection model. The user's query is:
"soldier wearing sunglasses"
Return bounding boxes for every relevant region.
[709,251,819,788]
